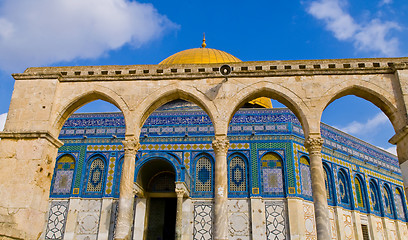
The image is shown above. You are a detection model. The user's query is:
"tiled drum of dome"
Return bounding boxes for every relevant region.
[229,156,246,192]
[195,157,212,192]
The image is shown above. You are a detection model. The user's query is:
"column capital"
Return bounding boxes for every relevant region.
[122,137,141,154]
[175,187,186,198]
[212,135,230,155]
[305,135,324,153]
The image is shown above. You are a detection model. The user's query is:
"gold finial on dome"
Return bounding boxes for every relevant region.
[201,33,206,48]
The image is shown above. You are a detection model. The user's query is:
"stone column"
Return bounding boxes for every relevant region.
[305,135,331,240]
[212,135,230,240]
[175,187,185,240]
[114,137,141,240]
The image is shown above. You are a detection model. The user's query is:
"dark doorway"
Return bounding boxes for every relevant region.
[146,198,177,240]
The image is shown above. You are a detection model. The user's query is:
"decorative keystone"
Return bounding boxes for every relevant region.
[212,136,230,155]
[305,136,324,153]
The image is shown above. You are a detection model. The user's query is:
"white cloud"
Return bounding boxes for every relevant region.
[380,0,393,5]
[306,0,400,56]
[339,111,388,135]
[384,146,397,155]
[0,0,178,71]
[0,113,6,131]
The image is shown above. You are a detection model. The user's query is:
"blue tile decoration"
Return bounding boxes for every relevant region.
[51,154,76,196]
[261,153,284,195]
[195,156,213,193]
[299,156,312,199]
[229,155,247,195]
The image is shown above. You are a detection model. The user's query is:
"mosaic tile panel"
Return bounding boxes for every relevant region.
[228,200,250,240]
[250,142,293,192]
[229,156,247,192]
[52,170,74,195]
[195,157,212,192]
[265,200,287,240]
[45,200,69,240]
[260,152,285,195]
[300,157,312,198]
[58,145,87,189]
[303,201,317,240]
[193,202,212,240]
[395,188,406,220]
[383,185,393,216]
[369,181,380,213]
[86,158,106,193]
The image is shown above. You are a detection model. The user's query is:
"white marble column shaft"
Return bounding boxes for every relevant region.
[305,135,331,240]
[175,188,185,240]
[212,135,229,240]
[114,137,140,240]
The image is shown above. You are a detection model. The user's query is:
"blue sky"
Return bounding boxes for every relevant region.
[0,0,407,154]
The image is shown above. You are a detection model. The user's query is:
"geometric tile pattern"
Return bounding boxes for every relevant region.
[261,153,284,195]
[265,200,287,240]
[303,201,317,240]
[51,154,75,195]
[86,158,105,193]
[45,201,69,240]
[193,202,212,240]
[105,155,116,195]
[195,157,212,192]
[229,156,247,192]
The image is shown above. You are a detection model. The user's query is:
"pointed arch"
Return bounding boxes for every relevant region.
[134,84,218,135]
[52,87,131,136]
[225,82,310,135]
[321,81,403,132]
[395,187,407,220]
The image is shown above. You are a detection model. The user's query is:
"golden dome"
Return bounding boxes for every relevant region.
[159,47,242,65]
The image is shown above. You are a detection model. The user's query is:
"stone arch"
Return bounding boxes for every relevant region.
[51,86,131,137]
[134,83,218,136]
[320,80,403,132]
[225,82,310,136]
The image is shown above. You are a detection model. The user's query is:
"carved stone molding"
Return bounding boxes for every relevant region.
[305,136,324,153]
[122,138,141,155]
[212,136,230,155]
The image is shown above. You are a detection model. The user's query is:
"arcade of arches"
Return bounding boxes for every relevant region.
[1,45,408,240]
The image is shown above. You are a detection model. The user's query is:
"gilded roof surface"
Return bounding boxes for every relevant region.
[159,47,242,65]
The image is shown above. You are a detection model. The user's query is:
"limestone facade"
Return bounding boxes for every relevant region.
[1,58,408,239]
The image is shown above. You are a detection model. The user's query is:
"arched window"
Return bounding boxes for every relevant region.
[228,155,247,193]
[383,184,394,216]
[323,164,333,202]
[51,154,76,196]
[395,188,406,220]
[300,156,312,198]
[369,180,380,213]
[338,170,350,206]
[261,152,284,195]
[354,176,366,210]
[84,156,107,196]
[195,156,213,192]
